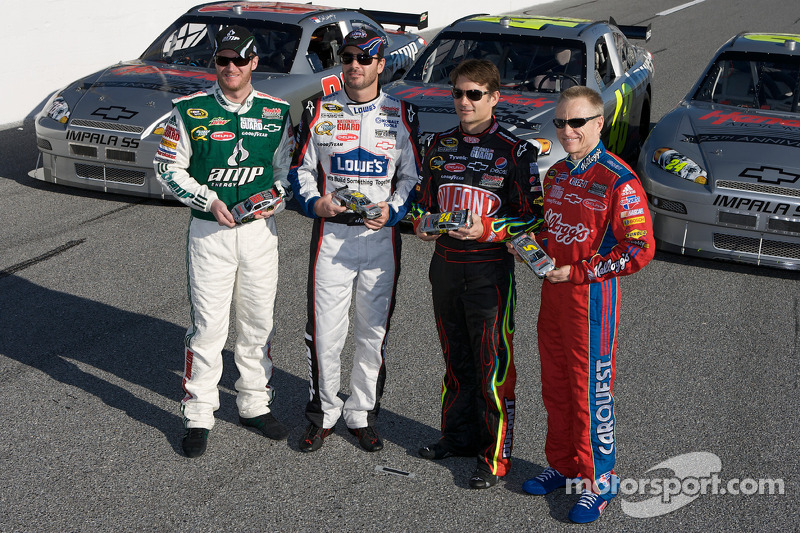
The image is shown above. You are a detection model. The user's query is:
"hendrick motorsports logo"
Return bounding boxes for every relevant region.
[565,452,784,518]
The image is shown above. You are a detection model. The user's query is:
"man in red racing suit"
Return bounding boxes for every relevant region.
[514,86,655,523]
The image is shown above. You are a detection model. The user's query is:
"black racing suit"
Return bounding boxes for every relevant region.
[411,118,543,476]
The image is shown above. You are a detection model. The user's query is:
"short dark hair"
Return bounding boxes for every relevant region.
[449,59,500,94]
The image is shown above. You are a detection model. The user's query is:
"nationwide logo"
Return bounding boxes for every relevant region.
[336,133,358,142]
[330,147,389,177]
[211,131,235,141]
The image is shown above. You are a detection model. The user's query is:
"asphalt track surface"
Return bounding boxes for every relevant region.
[1,0,798,531]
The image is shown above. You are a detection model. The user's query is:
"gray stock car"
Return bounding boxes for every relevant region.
[637,33,800,270]
[31,1,426,198]
[384,15,654,177]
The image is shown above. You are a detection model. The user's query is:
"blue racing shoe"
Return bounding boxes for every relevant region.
[522,467,569,495]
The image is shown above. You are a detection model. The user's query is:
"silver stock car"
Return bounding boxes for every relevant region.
[385,14,654,177]
[31,1,426,199]
[637,33,800,270]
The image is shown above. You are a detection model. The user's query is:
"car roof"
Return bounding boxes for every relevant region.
[186,1,352,25]
[722,33,800,55]
[442,15,606,40]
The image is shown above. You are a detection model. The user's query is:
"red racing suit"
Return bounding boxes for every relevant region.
[537,141,654,491]
[412,119,543,477]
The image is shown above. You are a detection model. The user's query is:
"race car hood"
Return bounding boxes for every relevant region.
[60,60,293,133]
[663,101,800,190]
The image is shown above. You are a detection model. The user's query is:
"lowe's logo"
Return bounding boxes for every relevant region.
[331,147,388,177]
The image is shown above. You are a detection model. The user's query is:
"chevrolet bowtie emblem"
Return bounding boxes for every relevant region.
[91,106,138,121]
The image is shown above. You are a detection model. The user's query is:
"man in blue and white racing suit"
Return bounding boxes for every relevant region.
[289,28,421,453]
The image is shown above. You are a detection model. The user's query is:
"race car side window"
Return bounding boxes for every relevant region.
[594,38,617,89]
[307,24,344,72]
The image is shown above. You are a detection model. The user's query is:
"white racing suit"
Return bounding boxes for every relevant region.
[289,90,420,429]
[153,83,293,430]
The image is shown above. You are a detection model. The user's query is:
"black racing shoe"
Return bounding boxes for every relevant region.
[469,469,499,489]
[239,413,289,440]
[299,423,334,453]
[418,441,455,460]
[182,428,209,458]
[348,426,384,452]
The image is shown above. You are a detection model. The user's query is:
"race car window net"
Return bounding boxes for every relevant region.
[405,32,585,92]
[140,16,302,74]
[694,51,800,113]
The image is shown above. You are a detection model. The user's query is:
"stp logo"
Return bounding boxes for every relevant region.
[211,131,235,141]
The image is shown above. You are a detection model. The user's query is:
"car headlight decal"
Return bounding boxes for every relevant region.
[653,147,708,184]
[46,96,70,123]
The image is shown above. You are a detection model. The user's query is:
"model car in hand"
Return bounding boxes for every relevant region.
[231,183,288,224]
[31,1,427,199]
[332,186,382,219]
[385,15,653,177]
[510,233,555,278]
[637,33,800,270]
[418,209,473,234]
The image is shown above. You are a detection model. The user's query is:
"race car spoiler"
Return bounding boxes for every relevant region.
[362,9,429,30]
[617,23,651,42]
[608,17,651,41]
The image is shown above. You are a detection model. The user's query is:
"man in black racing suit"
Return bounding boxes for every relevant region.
[411,59,544,489]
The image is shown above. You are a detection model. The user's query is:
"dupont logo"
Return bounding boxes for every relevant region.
[444,163,466,173]
[336,133,358,142]
[211,131,235,141]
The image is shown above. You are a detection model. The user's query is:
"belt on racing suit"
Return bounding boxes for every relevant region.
[434,241,508,263]
[326,212,369,226]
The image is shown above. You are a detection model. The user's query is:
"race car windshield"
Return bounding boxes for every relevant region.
[140,16,302,74]
[694,51,800,112]
[405,32,585,92]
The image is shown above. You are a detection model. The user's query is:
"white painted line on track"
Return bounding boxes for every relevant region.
[657,0,706,16]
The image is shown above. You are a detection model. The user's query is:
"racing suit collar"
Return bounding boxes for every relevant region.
[458,116,498,139]
[213,82,255,114]
[565,141,605,174]
[344,87,382,112]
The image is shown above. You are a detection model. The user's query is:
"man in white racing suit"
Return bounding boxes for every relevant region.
[289,28,421,453]
[153,26,294,458]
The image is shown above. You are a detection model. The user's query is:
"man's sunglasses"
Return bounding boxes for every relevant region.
[341,53,381,65]
[214,55,253,67]
[451,88,490,101]
[552,115,601,129]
